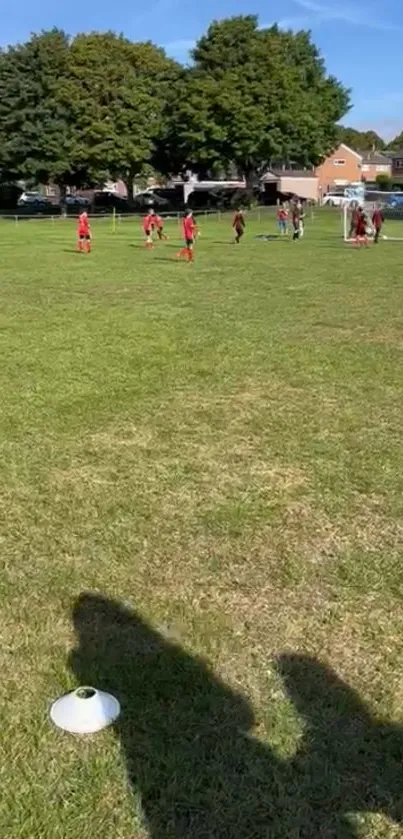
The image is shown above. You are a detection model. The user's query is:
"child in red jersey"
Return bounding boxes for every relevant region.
[372,205,384,244]
[354,207,369,246]
[177,211,198,261]
[277,204,288,235]
[349,203,360,239]
[233,208,246,243]
[154,214,168,241]
[77,211,91,253]
[143,209,155,248]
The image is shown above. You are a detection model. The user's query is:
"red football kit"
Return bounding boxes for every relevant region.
[351,208,360,227]
[372,209,384,229]
[372,208,384,243]
[177,215,198,261]
[154,214,168,241]
[78,212,90,235]
[355,213,366,236]
[233,212,245,231]
[143,213,154,234]
[183,215,196,242]
[77,212,91,252]
[233,211,245,243]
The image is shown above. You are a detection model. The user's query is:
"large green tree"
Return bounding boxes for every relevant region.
[0,30,87,190]
[0,30,181,196]
[158,16,350,184]
[68,34,181,197]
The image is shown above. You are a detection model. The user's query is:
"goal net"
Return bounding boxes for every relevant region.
[343,191,403,242]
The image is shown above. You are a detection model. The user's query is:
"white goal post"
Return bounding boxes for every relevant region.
[343,191,403,242]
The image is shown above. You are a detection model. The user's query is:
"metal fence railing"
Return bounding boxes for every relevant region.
[0,207,280,226]
[0,208,222,224]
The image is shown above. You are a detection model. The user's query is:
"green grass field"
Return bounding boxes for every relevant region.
[1,209,403,838]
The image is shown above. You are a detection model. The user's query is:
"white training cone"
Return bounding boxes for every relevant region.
[50,686,120,734]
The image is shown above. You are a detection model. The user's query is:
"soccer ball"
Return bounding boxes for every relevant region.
[382,234,388,240]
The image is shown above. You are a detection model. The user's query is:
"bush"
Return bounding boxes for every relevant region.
[375,174,393,191]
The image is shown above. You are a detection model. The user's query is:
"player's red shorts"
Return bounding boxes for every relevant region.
[78,229,90,240]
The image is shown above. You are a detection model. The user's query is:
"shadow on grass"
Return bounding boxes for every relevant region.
[70,593,403,838]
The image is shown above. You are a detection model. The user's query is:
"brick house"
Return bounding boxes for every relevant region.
[388,150,403,178]
[315,143,362,193]
[360,151,392,181]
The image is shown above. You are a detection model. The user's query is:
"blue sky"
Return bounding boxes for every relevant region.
[1,0,402,140]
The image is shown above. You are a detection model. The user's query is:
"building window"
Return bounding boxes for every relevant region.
[376,165,389,172]
[333,159,346,166]
[361,164,369,172]
[395,159,403,169]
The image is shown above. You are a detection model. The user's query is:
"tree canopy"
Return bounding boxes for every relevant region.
[387,131,403,150]
[158,16,350,184]
[0,30,181,193]
[0,30,77,186]
[337,126,385,151]
[0,17,351,192]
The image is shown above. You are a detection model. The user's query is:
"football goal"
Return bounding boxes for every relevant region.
[343,191,403,242]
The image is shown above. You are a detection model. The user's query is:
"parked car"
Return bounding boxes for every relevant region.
[150,186,186,212]
[61,195,91,215]
[17,192,57,215]
[382,194,403,219]
[322,192,348,207]
[17,192,52,207]
[131,190,170,210]
[92,191,129,214]
[63,195,91,207]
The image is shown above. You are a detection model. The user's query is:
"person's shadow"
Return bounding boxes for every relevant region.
[70,593,403,838]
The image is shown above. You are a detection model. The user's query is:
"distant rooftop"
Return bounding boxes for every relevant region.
[262,169,317,181]
[387,150,403,159]
[359,151,392,164]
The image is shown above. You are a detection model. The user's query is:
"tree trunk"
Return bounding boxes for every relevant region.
[244,171,257,208]
[57,182,67,217]
[125,174,135,208]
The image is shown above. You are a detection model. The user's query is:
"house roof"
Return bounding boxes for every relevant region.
[338,143,362,160]
[387,150,403,159]
[276,169,317,178]
[262,169,317,181]
[359,151,392,164]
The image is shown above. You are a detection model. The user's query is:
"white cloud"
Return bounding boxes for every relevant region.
[265,14,326,29]
[291,0,402,31]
